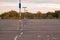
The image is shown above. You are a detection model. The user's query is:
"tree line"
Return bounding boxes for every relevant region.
[0,10,20,19]
[21,10,60,19]
[0,10,60,19]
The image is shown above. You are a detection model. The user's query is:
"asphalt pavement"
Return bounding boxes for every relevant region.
[0,19,60,40]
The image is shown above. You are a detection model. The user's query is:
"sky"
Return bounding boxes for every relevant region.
[0,0,19,14]
[0,0,60,14]
[21,0,60,13]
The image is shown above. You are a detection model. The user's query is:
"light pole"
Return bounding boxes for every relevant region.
[17,0,24,40]
[19,3,21,19]
[22,7,27,19]
[22,7,27,12]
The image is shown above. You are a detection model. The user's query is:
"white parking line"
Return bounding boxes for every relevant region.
[14,35,18,40]
[14,32,23,40]
[19,32,23,37]
[14,20,24,40]
[20,32,23,35]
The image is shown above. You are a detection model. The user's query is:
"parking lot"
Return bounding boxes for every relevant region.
[0,19,60,40]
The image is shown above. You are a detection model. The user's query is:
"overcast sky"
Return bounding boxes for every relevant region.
[0,0,60,14]
[22,0,60,3]
[22,0,60,13]
[0,0,19,14]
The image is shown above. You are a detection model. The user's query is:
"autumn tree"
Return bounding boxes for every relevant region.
[36,11,43,19]
[1,10,20,19]
[24,12,34,19]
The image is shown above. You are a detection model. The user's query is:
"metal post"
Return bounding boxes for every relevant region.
[18,0,23,40]
[22,7,27,12]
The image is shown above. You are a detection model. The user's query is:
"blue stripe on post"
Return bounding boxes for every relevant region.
[19,3,21,8]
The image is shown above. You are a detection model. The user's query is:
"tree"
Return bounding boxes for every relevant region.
[58,13,60,18]
[47,14,53,19]
[21,12,25,19]
[54,10,60,19]
[46,12,53,19]
[1,10,20,19]
[24,12,34,19]
[36,11,43,19]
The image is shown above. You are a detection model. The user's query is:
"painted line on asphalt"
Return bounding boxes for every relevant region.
[14,35,18,40]
[14,32,23,40]
[19,32,24,37]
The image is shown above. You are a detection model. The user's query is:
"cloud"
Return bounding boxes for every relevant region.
[0,0,19,3]
[0,5,19,14]
[22,2,60,13]
[0,0,19,6]
[0,0,19,14]
[22,0,60,4]
[22,2,60,8]
[0,3,18,6]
